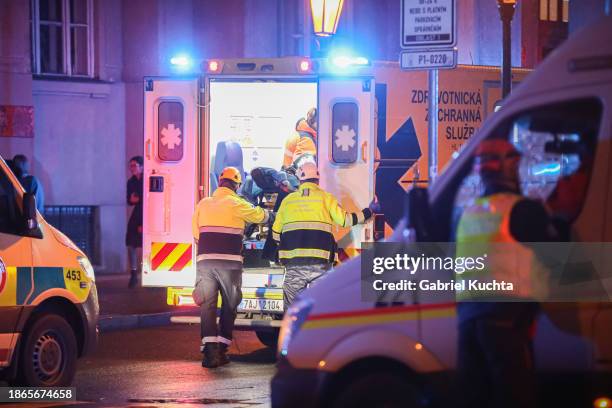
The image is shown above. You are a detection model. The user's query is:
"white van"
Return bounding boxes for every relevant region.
[271,16,612,407]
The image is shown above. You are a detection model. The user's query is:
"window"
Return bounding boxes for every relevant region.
[331,102,359,164]
[31,0,94,77]
[44,206,100,264]
[540,0,569,22]
[562,0,569,22]
[0,169,22,235]
[158,101,184,162]
[452,98,601,234]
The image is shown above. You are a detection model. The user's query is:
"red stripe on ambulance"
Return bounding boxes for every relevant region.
[151,243,179,270]
[170,245,193,271]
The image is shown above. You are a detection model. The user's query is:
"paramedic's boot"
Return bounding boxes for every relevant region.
[128,270,138,289]
[217,343,230,366]
[202,343,220,368]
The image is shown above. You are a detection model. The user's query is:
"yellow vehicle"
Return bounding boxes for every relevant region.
[0,156,98,386]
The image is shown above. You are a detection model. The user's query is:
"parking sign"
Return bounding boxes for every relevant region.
[401,0,456,49]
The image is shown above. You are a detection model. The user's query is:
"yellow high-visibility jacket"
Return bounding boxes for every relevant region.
[272,182,371,265]
[192,187,268,263]
[455,192,548,300]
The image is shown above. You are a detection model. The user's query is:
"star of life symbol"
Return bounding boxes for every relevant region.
[161,123,182,150]
[335,125,356,151]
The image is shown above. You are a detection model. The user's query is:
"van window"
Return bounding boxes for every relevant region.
[331,102,359,164]
[157,101,184,162]
[0,167,22,235]
[451,98,602,237]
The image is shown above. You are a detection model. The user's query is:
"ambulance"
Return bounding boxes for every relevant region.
[141,52,529,345]
[0,157,98,386]
[271,17,612,407]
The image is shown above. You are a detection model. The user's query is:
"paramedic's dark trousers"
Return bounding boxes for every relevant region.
[457,306,538,408]
[195,260,243,348]
[283,264,330,310]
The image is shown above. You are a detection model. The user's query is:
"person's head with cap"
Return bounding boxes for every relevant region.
[473,138,521,193]
[295,108,318,133]
[298,161,319,185]
[219,166,242,192]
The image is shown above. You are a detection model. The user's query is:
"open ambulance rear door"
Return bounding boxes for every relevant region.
[142,77,198,287]
[318,75,376,257]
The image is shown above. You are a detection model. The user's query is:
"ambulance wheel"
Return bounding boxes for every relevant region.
[17,314,78,387]
[331,371,423,408]
[255,329,279,348]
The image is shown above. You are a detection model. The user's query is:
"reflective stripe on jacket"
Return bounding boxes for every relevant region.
[455,192,547,300]
[272,182,371,265]
[192,187,268,263]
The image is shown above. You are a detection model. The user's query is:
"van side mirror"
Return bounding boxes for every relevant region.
[405,187,434,241]
[22,192,41,235]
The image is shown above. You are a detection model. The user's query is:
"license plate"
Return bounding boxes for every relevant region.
[238,298,283,312]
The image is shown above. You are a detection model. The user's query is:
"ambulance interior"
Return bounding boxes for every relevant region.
[207,80,318,250]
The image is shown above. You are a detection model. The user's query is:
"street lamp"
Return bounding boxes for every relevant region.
[497,0,516,98]
[310,0,344,37]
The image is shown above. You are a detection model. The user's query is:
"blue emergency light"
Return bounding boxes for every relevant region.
[170,54,193,71]
[328,49,369,71]
[331,55,369,68]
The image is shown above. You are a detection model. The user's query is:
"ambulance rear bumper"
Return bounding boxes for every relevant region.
[170,315,283,329]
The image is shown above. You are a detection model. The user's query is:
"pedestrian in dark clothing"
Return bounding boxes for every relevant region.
[12,154,45,213]
[126,156,144,288]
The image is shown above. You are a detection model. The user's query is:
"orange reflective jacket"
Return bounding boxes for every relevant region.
[283,119,317,167]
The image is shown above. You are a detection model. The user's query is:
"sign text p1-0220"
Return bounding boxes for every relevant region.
[400,49,457,71]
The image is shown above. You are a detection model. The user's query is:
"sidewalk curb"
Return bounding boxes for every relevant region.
[95,274,130,283]
[98,311,198,332]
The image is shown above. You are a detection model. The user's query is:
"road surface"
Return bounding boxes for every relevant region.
[8,324,276,408]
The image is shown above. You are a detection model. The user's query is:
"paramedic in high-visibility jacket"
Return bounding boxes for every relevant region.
[454,138,555,408]
[282,108,317,169]
[272,160,376,309]
[192,166,270,369]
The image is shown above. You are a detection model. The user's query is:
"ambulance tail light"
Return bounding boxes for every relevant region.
[205,59,223,73]
[177,295,196,306]
[167,287,196,306]
[298,58,313,73]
